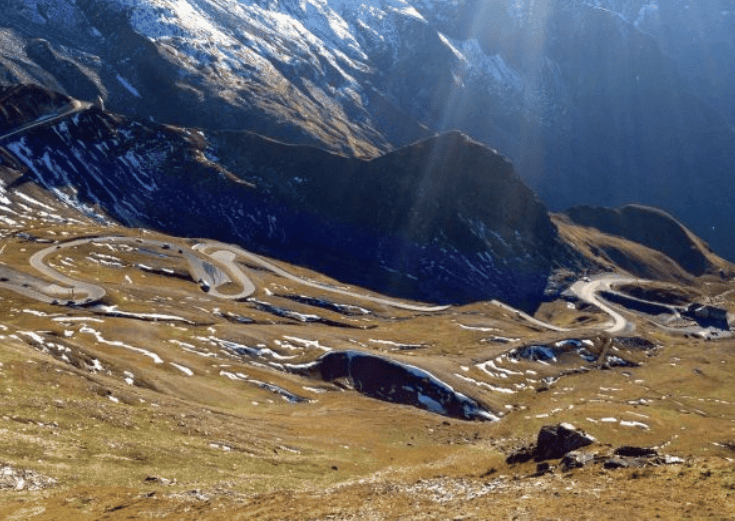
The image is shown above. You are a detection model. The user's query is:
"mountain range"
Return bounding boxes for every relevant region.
[2,2,735,518]
[1,0,734,259]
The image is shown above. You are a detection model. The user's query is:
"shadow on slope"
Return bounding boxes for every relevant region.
[288,350,498,422]
[562,204,725,277]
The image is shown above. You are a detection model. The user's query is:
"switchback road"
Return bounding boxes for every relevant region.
[5,235,450,312]
[569,274,638,335]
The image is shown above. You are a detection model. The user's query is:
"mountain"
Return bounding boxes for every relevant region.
[1,0,734,261]
[562,204,720,277]
[3,62,735,521]
[594,0,735,126]
[0,85,586,309]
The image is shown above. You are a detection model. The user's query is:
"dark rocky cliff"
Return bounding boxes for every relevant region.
[0,84,70,133]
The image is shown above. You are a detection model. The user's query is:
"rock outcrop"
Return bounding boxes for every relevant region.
[288,351,498,422]
[505,423,596,464]
[534,423,596,462]
[506,425,687,474]
[0,84,71,133]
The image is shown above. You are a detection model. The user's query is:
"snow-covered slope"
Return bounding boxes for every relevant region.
[0,0,569,155]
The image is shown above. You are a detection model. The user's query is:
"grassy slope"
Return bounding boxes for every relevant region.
[0,214,734,518]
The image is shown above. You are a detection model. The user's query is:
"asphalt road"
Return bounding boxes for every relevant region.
[4,235,449,311]
[18,236,256,306]
[192,240,451,312]
[6,232,654,324]
[569,274,638,335]
[30,239,107,304]
[4,235,722,339]
[0,100,90,142]
[490,299,569,333]
[0,263,73,305]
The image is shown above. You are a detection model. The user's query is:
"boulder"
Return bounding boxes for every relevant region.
[534,423,596,462]
[506,446,535,465]
[560,451,595,470]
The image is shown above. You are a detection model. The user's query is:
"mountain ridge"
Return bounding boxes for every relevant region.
[2,0,734,261]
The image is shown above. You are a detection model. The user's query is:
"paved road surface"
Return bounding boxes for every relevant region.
[22,236,255,305]
[490,300,569,333]
[193,240,451,312]
[7,233,650,323]
[5,235,449,311]
[30,239,107,303]
[569,274,638,335]
[4,235,719,338]
[0,100,90,142]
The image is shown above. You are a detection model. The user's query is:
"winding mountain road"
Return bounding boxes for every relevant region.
[569,274,638,335]
[490,299,569,333]
[0,97,670,324]
[486,274,639,335]
[30,239,107,303]
[26,236,256,305]
[7,231,651,325]
[6,235,451,312]
[0,92,451,314]
[192,240,450,312]
[7,234,716,338]
[0,94,636,323]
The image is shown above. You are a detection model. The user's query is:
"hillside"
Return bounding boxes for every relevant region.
[560,204,729,278]
[0,173,734,519]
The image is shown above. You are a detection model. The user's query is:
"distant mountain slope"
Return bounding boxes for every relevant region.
[562,204,720,277]
[553,205,735,285]
[594,0,735,126]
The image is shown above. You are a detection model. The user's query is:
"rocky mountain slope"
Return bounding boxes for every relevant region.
[1,0,734,260]
[0,84,70,133]
[1,86,735,521]
[594,0,735,125]
[0,85,585,309]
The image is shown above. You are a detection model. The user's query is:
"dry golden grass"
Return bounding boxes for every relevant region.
[1,217,735,519]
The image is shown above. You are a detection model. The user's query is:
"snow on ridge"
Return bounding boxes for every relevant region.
[438,32,465,61]
[97,0,551,127]
[115,74,142,98]
[103,0,432,90]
